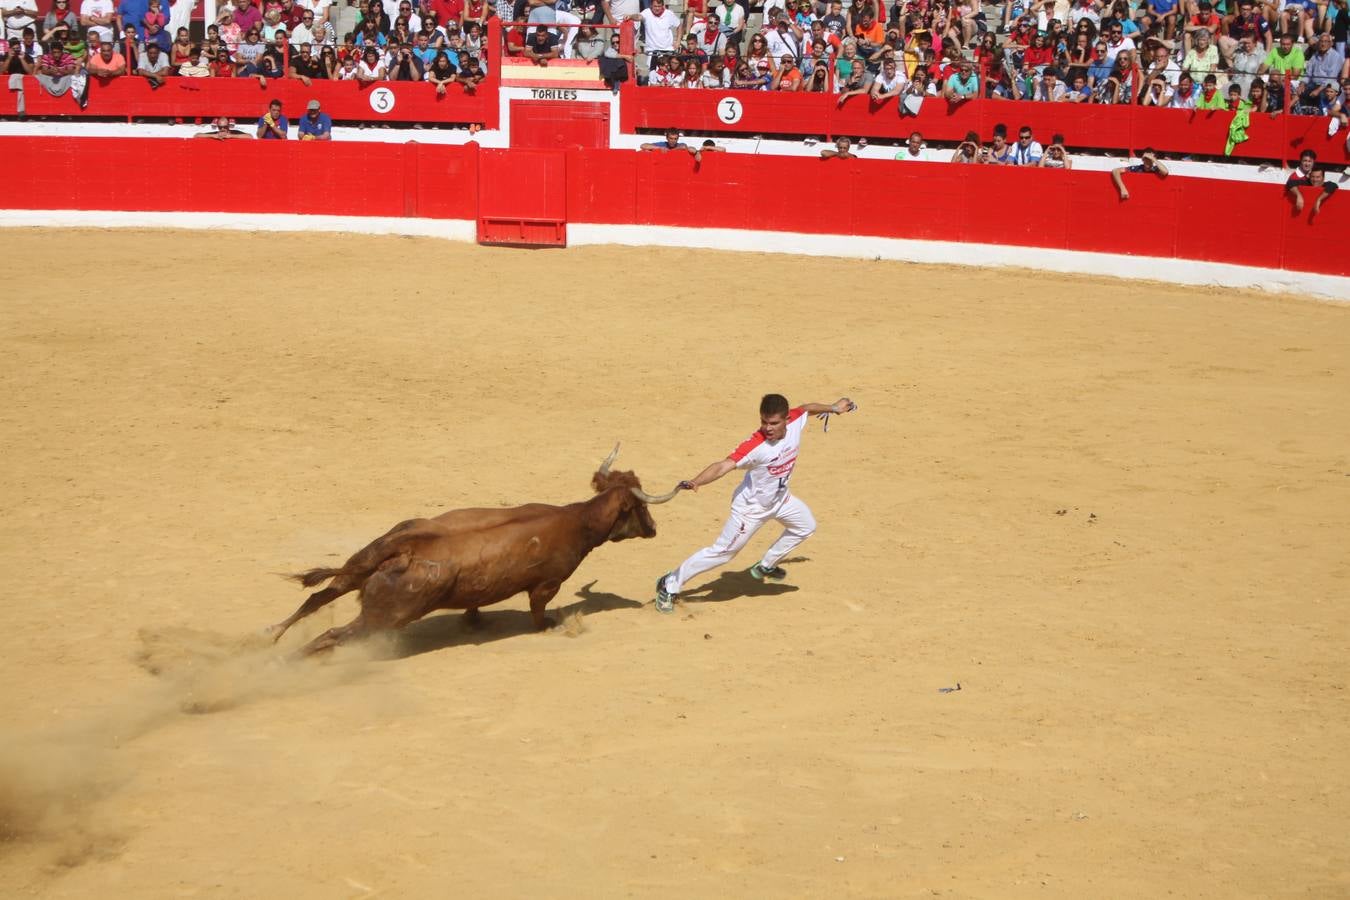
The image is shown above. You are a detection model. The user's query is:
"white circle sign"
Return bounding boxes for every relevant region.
[369,87,396,114]
[716,96,743,125]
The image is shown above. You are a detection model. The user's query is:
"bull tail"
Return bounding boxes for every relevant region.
[286,567,343,588]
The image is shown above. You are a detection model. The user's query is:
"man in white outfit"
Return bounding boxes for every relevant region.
[654,392,856,614]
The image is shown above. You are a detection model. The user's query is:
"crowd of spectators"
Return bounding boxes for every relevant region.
[1,0,492,103]
[542,0,1350,144]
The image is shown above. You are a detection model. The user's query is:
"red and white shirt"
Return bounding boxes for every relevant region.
[727,406,808,509]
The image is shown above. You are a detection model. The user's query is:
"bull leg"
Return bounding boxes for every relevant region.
[268,585,345,643]
[528,582,561,630]
[462,607,485,630]
[295,614,369,658]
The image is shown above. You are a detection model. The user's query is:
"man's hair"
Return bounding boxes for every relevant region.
[1301,149,1317,161]
[760,394,790,418]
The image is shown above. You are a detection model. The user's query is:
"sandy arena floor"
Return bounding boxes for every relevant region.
[0,230,1347,899]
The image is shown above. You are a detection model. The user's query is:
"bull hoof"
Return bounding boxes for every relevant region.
[462,608,485,630]
[534,616,556,631]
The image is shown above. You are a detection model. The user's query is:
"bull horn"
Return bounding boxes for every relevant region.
[598,442,620,475]
[630,484,683,504]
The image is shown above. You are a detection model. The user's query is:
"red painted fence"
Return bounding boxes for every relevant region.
[621,85,1350,167]
[0,136,1342,280]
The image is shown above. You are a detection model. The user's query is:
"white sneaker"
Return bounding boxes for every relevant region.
[1329,117,1342,137]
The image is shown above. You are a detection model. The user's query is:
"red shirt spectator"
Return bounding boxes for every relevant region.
[425,0,462,25]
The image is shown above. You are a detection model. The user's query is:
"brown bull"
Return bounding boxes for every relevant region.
[269,445,681,655]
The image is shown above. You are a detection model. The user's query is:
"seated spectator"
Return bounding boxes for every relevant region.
[388,41,423,79]
[337,51,358,78]
[136,40,171,87]
[217,6,242,51]
[297,97,332,140]
[599,32,632,92]
[1263,32,1305,108]
[195,114,250,138]
[870,55,905,103]
[573,25,603,60]
[984,123,1012,163]
[210,44,235,76]
[1182,27,1219,81]
[951,130,980,162]
[235,26,266,73]
[1243,77,1278,115]
[1167,71,1198,107]
[1099,49,1136,103]
[288,41,322,82]
[1301,33,1345,110]
[1009,124,1042,165]
[820,135,857,158]
[1111,146,1169,200]
[35,34,87,105]
[1065,71,1092,101]
[85,36,125,78]
[1183,2,1220,55]
[317,43,336,76]
[897,67,933,114]
[1039,134,1072,168]
[255,28,287,82]
[802,58,830,91]
[943,55,978,104]
[457,53,484,89]
[1195,72,1226,108]
[41,0,76,43]
[680,57,704,88]
[355,44,384,80]
[1031,66,1068,100]
[895,130,924,160]
[255,97,288,138]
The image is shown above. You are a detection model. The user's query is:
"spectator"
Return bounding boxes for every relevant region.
[41,0,76,42]
[1182,28,1219,81]
[217,7,242,51]
[235,25,266,75]
[136,40,171,87]
[1196,72,1226,108]
[1285,150,1338,215]
[337,51,358,77]
[1009,124,1042,165]
[894,130,924,160]
[426,47,456,91]
[706,0,744,51]
[943,55,977,103]
[640,126,688,151]
[230,0,263,36]
[256,97,288,138]
[680,57,704,87]
[1183,2,1220,55]
[1302,33,1346,110]
[35,34,86,105]
[803,57,829,90]
[256,28,287,82]
[4,35,32,73]
[1217,0,1270,65]
[195,114,250,138]
[3,1,38,43]
[86,34,125,78]
[599,31,631,92]
[1167,71,1198,107]
[766,12,803,60]
[1228,33,1262,97]
[1262,33,1305,107]
[951,129,980,162]
[1111,147,1169,200]
[1032,66,1068,100]
[297,97,332,140]
[389,40,423,78]
[1039,134,1073,168]
[898,67,933,114]
[820,134,857,158]
[985,123,1012,163]
[317,43,337,76]
[289,41,323,82]
[457,52,484,89]
[80,0,117,43]
[523,24,559,65]
[170,26,195,70]
[869,55,904,101]
[638,0,680,68]
[355,43,384,80]
[210,43,235,76]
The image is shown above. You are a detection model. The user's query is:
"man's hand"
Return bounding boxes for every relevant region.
[678,480,697,492]
[832,398,857,414]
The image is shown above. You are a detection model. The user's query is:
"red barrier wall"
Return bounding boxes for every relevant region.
[621,85,1350,167]
[0,136,1343,281]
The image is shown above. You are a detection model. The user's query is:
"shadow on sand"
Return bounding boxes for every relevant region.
[678,560,805,605]
[391,580,642,659]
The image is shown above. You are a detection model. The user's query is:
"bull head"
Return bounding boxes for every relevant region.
[592,443,682,542]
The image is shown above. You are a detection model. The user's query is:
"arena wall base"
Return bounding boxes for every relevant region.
[2,210,1345,303]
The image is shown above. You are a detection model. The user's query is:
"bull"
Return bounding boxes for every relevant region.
[269,445,681,656]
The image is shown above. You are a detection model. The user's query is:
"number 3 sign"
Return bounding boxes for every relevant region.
[716,96,743,124]
[369,87,396,114]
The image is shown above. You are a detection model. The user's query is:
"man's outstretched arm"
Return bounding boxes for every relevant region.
[680,458,737,492]
[798,398,857,416]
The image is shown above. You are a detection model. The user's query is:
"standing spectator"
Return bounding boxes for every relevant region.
[136,39,171,86]
[35,34,87,105]
[1009,124,1042,165]
[86,33,126,77]
[3,0,38,42]
[1111,147,1169,200]
[598,30,631,91]
[297,97,332,139]
[80,0,117,42]
[638,0,680,69]
[256,97,288,138]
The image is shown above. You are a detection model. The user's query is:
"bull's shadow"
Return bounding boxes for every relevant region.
[679,557,807,605]
[390,580,642,659]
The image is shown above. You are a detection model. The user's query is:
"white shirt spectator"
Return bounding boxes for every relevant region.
[3,3,37,41]
[290,22,316,44]
[640,6,680,52]
[297,0,333,20]
[80,0,115,42]
[764,25,800,60]
[1103,34,1135,65]
[1033,78,1066,100]
[611,0,640,20]
[708,0,743,32]
[700,66,730,87]
[1167,85,1197,108]
[872,68,905,92]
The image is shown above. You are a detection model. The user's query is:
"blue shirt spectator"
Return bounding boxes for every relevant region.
[297,105,333,140]
[116,0,150,40]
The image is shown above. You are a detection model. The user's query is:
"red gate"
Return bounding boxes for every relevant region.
[476,147,567,247]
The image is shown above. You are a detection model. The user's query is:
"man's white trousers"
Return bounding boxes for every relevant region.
[664,494,816,594]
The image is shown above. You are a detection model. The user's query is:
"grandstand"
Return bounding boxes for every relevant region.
[1,0,1347,293]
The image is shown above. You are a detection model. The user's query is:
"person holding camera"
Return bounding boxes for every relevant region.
[389,40,424,78]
